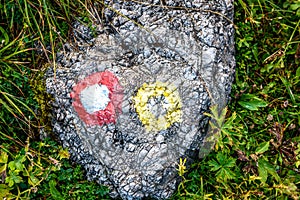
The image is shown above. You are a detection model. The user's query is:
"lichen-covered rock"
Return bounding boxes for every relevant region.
[45,0,235,199]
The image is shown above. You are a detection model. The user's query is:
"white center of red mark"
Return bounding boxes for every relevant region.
[79,84,110,114]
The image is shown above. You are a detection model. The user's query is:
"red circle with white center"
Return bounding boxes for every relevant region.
[70,71,123,125]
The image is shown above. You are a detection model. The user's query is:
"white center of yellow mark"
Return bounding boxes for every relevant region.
[133,81,182,132]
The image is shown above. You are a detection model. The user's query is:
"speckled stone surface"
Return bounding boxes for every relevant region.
[45,0,235,199]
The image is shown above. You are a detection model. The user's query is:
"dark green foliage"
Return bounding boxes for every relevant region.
[30,140,110,200]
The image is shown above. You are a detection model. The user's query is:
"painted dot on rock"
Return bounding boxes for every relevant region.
[133,81,182,132]
[70,71,123,126]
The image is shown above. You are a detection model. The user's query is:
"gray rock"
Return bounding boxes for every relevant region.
[45,0,235,199]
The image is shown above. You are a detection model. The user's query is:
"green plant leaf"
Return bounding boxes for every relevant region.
[258,162,268,184]
[28,173,39,186]
[290,3,300,10]
[295,143,300,168]
[0,151,8,164]
[255,141,270,154]
[0,184,11,199]
[0,26,9,45]
[296,67,300,78]
[208,152,236,182]
[216,152,236,167]
[216,167,236,182]
[238,94,268,111]
[8,155,25,171]
[223,157,236,168]
[296,161,300,168]
[208,159,222,171]
[49,180,64,200]
[258,158,280,183]
[0,164,7,174]
[58,148,70,160]
[205,105,227,128]
[6,170,23,187]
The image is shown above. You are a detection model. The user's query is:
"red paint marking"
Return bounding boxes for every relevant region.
[70,71,123,125]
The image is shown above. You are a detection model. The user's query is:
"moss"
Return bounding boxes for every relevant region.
[29,65,55,139]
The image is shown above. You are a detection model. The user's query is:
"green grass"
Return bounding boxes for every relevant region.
[0,0,299,199]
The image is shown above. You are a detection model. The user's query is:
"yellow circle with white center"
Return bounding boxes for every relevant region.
[133,81,182,132]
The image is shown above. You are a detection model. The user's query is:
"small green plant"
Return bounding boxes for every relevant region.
[207,152,236,183]
[30,141,110,199]
[176,157,214,200]
[0,138,69,199]
[0,138,110,200]
[203,105,242,152]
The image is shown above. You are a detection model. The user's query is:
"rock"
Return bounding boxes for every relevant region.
[45,0,235,199]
